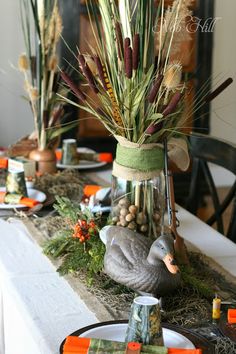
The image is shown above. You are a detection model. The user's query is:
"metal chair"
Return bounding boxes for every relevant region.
[185,132,236,242]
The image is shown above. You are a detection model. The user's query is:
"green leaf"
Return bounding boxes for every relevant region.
[147,113,163,121]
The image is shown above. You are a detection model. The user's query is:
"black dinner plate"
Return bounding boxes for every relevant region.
[59,320,215,354]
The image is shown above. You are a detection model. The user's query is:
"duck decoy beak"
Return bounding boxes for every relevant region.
[163,253,179,274]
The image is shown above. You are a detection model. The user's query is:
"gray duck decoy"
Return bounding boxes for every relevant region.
[100,226,181,297]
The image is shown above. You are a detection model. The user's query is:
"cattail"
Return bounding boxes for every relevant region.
[48,55,58,71]
[162,92,183,117]
[115,21,124,60]
[146,121,163,135]
[78,54,98,94]
[124,44,133,79]
[148,75,164,103]
[18,53,29,71]
[94,56,107,90]
[60,71,86,101]
[204,77,233,103]
[132,33,140,70]
[124,37,130,49]
[163,63,182,90]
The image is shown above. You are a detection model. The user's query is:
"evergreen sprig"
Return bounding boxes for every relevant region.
[43,196,105,281]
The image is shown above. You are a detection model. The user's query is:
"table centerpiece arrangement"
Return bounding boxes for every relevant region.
[55,0,232,295]
[17,0,78,173]
[60,0,232,238]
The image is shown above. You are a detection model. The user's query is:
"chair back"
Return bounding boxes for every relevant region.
[186,133,236,242]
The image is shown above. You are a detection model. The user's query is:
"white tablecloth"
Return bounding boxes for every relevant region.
[0,219,97,354]
[0,206,236,354]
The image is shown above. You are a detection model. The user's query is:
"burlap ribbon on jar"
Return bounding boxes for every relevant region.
[112,135,190,181]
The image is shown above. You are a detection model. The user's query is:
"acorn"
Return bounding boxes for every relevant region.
[118,198,130,208]
[126,213,135,222]
[129,205,138,214]
[136,212,147,225]
[120,208,129,217]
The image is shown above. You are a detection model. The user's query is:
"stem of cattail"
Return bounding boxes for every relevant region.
[78,54,98,94]
[115,21,124,60]
[124,42,133,79]
[204,77,233,103]
[147,75,164,103]
[132,33,140,70]
[60,71,86,101]
[94,56,107,91]
[162,92,183,117]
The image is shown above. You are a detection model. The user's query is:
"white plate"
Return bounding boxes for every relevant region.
[79,323,195,349]
[56,147,107,170]
[0,188,46,209]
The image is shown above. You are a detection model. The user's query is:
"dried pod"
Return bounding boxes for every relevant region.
[124,45,133,79]
[60,71,86,101]
[163,63,182,90]
[18,53,29,71]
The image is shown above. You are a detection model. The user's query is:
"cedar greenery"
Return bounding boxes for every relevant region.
[43,196,105,280]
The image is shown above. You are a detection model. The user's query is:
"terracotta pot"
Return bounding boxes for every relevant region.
[29,148,57,174]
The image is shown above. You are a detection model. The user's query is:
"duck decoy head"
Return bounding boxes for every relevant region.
[147,234,179,274]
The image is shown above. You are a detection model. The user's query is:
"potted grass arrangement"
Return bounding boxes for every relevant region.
[59,0,232,238]
[18,0,78,173]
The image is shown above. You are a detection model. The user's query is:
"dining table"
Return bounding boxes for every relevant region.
[0,166,235,354]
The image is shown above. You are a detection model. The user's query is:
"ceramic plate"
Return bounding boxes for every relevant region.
[60,321,215,354]
[56,147,107,170]
[77,323,195,349]
[0,187,46,209]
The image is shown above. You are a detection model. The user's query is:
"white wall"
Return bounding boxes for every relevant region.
[0,1,33,147]
[211,0,236,144]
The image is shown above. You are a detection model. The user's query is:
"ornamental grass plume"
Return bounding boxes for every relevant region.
[59,0,233,145]
[19,0,78,150]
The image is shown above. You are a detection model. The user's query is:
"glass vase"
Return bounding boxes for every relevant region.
[111,172,165,239]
